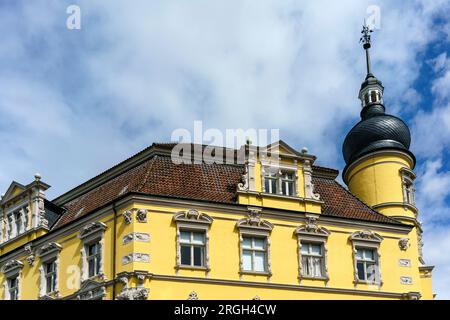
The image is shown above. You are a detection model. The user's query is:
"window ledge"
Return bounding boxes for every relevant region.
[354,279,382,286]
[299,276,329,281]
[240,270,272,277]
[176,265,210,271]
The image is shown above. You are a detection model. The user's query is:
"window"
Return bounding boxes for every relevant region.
[44,261,57,293]
[180,230,206,267]
[355,248,378,282]
[242,236,267,272]
[173,209,213,271]
[87,242,102,278]
[8,276,19,300]
[281,173,295,196]
[264,172,278,194]
[263,170,296,196]
[300,242,324,278]
[401,168,416,206]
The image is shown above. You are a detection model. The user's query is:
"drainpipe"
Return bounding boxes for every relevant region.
[112,202,118,299]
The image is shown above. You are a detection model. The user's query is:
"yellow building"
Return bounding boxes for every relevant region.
[0,29,434,300]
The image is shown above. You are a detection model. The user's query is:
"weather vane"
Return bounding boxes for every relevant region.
[360,24,374,75]
[360,24,373,49]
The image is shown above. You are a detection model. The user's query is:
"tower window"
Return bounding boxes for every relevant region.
[400,168,416,206]
[370,91,378,103]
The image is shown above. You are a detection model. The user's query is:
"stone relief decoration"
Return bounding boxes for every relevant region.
[122,210,132,225]
[399,238,410,251]
[1,259,24,274]
[116,274,149,300]
[295,216,330,236]
[116,287,149,300]
[24,244,35,266]
[399,259,411,267]
[400,276,413,285]
[236,208,273,232]
[38,242,62,257]
[122,253,150,265]
[122,232,150,245]
[187,291,199,300]
[303,160,320,201]
[76,279,107,300]
[417,226,425,264]
[349,230,383,243]
[173,209,213,225]
[79,221,107,240]
[136,209,148,223]
[403,292,421,300]
[252,295,261,300]
[237,164,249,191]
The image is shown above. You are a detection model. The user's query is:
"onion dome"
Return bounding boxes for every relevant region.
[342,26,415,167]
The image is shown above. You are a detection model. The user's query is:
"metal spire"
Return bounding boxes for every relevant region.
[360,24,373,76]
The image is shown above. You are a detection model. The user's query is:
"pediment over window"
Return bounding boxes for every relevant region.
[350,230,383,243]
[173,209,213,225]
[295,221,330,237]
[237,209,273,232]
[38,242,62,258]
[0,182,27,204]
[76,279,106,300]
[1,259,23,275]
[78,221,107,240]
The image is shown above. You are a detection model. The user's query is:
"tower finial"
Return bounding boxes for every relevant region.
[360,24,373,75]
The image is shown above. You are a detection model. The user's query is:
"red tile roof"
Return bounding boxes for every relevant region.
[52,143,402,229]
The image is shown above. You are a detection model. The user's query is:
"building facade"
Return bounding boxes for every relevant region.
[0,30,434,300]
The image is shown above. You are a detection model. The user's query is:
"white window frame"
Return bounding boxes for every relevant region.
[350,230,383,286]
[1,259,23,300]
[173,209,213,272]
[400,168,416,206]
[241,235,269,273]
[38,242,62,299]
[78,222,107,283]
[261,165,298,197]
[295,217,330,281]
[179,229,207,268]
[237,208,273,277]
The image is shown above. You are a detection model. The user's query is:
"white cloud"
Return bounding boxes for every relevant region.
[1,0,450,299]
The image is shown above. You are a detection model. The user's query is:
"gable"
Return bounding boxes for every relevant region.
[1,181,26,204]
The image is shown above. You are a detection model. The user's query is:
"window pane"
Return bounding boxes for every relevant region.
[88,259,96,277]
[366,263,377,282]
[254,252,266,272]
[356,248,363,259]
[253,238,265,250]
[180,231,190,242]
[364,249,375,261]
[310,244,322,255]
[300,244,310,254]
[95,256,101,275]
[242,250,252,271]
[193,246,204,266]
[242,237,252,249]
[301,256,310,276]
[180,245,191,265]
[192,232,205,244]
[357,262,365,280]
[312,257,323,277]
[270,179,277,194]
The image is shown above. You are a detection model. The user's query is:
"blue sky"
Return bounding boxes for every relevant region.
[0,0,449,298]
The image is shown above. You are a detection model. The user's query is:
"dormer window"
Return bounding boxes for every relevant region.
[264,172,278,194]
[262,170,297,197]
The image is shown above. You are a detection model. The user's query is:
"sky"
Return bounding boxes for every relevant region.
[0,0,449,298]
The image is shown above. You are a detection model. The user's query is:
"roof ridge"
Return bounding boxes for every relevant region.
[136,155,157,193]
